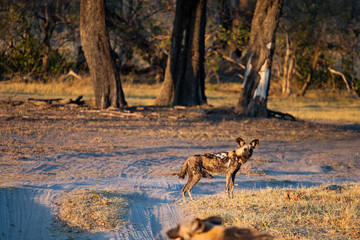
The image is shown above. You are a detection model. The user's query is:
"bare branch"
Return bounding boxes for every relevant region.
[61,69,83,82]
[213,50,245,69]
[328,67,358,98]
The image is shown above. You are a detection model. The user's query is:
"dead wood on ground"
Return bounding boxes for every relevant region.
[27,95,85,106]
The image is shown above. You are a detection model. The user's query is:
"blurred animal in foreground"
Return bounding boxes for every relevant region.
[166,216,278,240]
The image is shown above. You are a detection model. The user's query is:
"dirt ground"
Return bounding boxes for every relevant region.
[1,98,360,240]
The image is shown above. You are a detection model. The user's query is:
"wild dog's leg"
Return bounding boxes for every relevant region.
[226,168,240,198]
[229,168,240,198]
[181,173,202,201]
[181,170,194,202]
[186,172,202,201]
[181,156,203,202]
[225,172,232,198]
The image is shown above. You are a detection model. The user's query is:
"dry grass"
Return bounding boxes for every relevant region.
[181,184,360,239]
[55,189,129,232]
[268,95,360,124]
[0,78,93,99]
[1,79,360,123]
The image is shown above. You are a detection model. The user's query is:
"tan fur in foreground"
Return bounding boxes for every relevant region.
[166,216,278,240]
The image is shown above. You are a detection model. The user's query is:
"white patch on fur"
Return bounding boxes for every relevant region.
[253,59,270,100]
[224,159,231,168]
[214,152,228,159]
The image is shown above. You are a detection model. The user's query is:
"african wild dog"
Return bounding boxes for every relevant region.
[179,138,259,201]
[166,216,276,240]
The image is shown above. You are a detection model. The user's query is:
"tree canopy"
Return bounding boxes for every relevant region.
[1,0,359,99]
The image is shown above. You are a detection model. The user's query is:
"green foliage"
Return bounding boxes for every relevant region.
[216,23,250,53]
[47,51,77,74]
[1,35,42,74]
[204,16,251,83]
[0,35,77,76]
[355,79,360,95]
[276,0,360,92]
[0,0,359,95]
[106,0,171,71]
[0,1,79,77]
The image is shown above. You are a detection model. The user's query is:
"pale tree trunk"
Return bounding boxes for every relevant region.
[80,0,127,109]
[155,0,207,106]
[281,32,293,97]
[235,0,283,117]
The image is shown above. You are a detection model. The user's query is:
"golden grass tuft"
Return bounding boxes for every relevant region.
[181,184,360,239]
[55,189,129,232]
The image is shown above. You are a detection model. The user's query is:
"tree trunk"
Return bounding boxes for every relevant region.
[156,56,174,105]
[40,2,52,74]
[235,0,283,117]
[80,0,127,109]
[281,32,293,97]
[218,0,232,31]
[298,49,321,97]
[41,31,50,73]
[155,0,207,106]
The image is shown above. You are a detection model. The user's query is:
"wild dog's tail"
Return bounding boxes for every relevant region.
[155,173,180,177]
[179,160,188,180]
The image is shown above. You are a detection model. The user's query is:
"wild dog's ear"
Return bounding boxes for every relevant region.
[236,137,246,147]
[190,218,206,234]
[250,139,259,148]
[203,216,222,226]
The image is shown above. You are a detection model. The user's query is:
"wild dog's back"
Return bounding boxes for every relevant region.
[199,151,237,173]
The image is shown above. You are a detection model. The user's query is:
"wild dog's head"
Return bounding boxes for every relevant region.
[235,137,259,160]
[166,216,223,240]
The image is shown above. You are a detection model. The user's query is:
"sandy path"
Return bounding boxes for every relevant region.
[0,187,54,240]
[0,178,185,240]
[1,137,360,239]
[0,139,212,240]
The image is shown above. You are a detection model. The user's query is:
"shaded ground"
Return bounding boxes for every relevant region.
[0,99,360,239]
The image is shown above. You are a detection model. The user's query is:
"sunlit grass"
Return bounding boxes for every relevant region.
[181,184,360,239]
[1,79,359,123]
[0,78,93,99]
[268,96,360,124]
[55,188,129,232]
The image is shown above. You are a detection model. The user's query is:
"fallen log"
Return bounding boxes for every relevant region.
[28,98,63,104]
[68,95,85,105]
[27,95,85,106]
[268,109,296,121]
